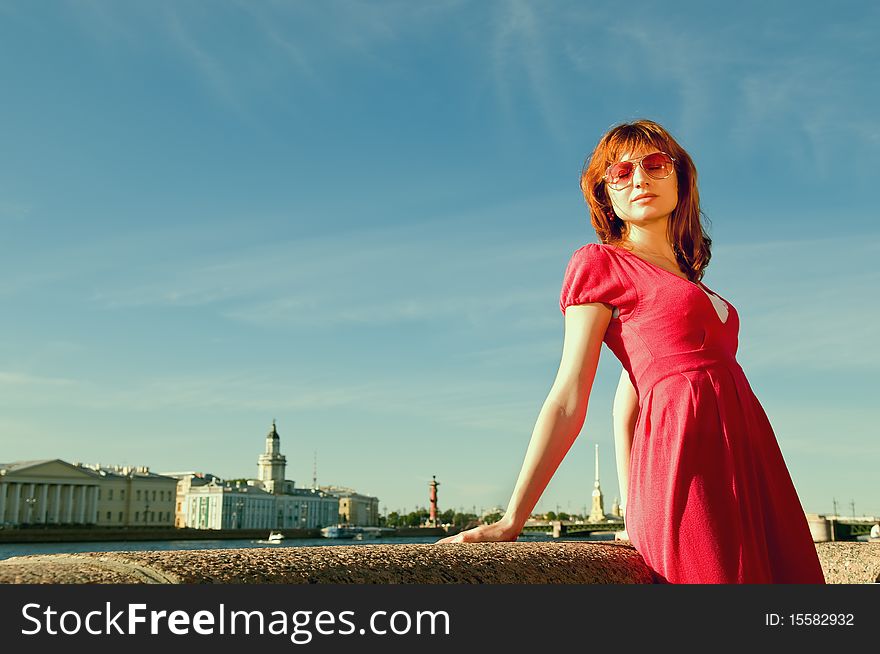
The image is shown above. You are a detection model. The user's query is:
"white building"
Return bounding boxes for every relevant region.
[167,422,339,530]
[278,488,339,529]
[257,420,287,495]
[160,471,223,528]
[176,477,339,530]
[182,479,276,530]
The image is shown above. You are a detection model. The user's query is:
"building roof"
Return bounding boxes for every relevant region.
[0,459,101,479]
[320,485,378,500]
[0,459,57,473]
[75,463,177,481]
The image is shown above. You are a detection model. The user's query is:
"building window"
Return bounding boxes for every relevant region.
[121,490,125,500]
[135,512,140,522]
[108,489,113,501]
[98,489,102,500]
[137,490,141,501]
[106,511,111,520]
[118,512,123,522]
[152,490,156,501]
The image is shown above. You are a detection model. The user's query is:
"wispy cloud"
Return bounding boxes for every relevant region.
[67,1,470,114]
[460,338,561,369]
[0,371,77,387]
[0,364,540,435]
[734,59,875,176]
[708,233,880,371]
[163,7,247,116]
[66,0,139,44]
[561,8,879,167]
[87,207,568,330]
[490,0,570,144]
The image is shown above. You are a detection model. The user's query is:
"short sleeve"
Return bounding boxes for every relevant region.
[559,243,625,315]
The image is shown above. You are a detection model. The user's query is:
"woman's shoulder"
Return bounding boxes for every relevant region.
[561,242,621,301]
[560,241,635,317]
[568,241,603,257]
[565,242,620,267]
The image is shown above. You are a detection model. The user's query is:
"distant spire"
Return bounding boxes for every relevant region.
[589,443,606,523]
[312,450,317,490]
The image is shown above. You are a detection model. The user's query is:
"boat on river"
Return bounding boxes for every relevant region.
[321,526,395,539]
[320,526,359,539]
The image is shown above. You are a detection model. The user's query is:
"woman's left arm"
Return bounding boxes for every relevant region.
[612,367,639,519]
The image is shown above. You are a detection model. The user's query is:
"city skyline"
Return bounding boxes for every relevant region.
[4,417,873,521]
[0,2,877,516]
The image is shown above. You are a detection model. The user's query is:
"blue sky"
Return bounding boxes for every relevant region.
[0,1,877,518]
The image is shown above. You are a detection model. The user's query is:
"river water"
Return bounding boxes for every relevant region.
[0,532,615,561]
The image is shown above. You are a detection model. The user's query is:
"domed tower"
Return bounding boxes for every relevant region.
[257,420,287,494]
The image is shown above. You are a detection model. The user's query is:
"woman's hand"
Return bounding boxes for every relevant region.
[436,303,610,547]
[435,517,520,544]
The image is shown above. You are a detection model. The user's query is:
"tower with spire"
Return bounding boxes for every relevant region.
[588,443,606,523]
[257,420,287,495]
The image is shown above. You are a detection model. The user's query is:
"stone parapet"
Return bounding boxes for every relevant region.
[0,541,875,584]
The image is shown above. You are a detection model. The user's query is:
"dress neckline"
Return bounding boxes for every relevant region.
[601,243,731,323]
[604,244,695,285]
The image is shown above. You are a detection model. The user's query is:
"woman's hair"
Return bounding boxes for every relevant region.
[580,119,712,282]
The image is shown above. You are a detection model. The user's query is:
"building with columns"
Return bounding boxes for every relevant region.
[0,460,101,526]
[179,478,277,530]
[174,476,339,530]
[0,460,179,528]
[160,471,223,527]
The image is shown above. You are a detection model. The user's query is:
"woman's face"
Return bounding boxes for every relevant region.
[605,146,678,227]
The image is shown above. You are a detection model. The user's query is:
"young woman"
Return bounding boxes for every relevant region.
[437,119,826,584]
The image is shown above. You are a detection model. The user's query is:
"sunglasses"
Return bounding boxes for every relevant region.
[604,151,675,190]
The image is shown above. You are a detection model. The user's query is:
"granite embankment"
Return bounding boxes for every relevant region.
[0,541,876,584]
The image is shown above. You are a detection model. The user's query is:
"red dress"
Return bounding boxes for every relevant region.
[559,243,826,584]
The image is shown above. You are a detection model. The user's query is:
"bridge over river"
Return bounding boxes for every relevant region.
[521,516,878,541]
[521,520,624,538]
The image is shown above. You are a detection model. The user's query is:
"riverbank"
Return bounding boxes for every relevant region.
[0,526,452,544]
[1,541,875,584]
